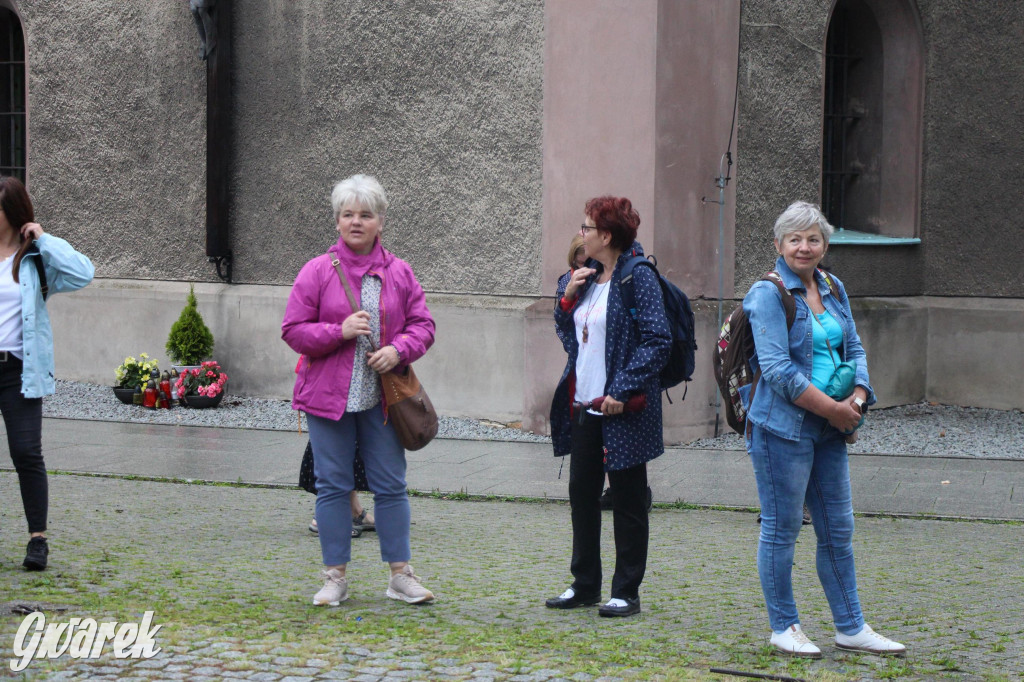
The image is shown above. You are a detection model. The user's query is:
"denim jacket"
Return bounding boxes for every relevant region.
[17,234,95,398]
[740,256,875,441]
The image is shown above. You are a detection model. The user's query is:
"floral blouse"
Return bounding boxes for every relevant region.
[346,274,383,411]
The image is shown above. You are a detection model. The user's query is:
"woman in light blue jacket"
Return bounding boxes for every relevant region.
[0,177,94,571]
[742,201,904,659]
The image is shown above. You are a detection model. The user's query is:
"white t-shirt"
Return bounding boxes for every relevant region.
[573,280,610,414]
[0,255,23,356]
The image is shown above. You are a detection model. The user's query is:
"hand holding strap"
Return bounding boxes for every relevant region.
[331,256,380,353]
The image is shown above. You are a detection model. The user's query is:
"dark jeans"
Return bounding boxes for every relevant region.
[0,356,46,533]
[568,411,649,600]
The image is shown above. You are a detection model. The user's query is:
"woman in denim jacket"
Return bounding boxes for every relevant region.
[0,177,94,572]
[741,201,904,658]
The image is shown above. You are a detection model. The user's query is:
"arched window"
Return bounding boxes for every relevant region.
[0,4,26,183]
[822,0,923,244]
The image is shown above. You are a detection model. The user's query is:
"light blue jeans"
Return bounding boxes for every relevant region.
[747,412,864,635]
[308,409,411,566]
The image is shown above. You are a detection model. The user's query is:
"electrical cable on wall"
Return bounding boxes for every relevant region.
[703,13,742,438]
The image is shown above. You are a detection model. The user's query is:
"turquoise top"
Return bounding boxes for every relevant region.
[810,309,844,390]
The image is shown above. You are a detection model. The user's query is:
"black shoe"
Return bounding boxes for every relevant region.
[598,597,641,617]
[599,487,613,510]
[545,589,601,609]
[646,486,653,513]
[23,536,48,571]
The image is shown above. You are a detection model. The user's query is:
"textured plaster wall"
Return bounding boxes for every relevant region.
[735,0,827,293]
[231,0,544,293]
[21,2,207,280]
[735,0,1024,297]
[915,1,1024,297]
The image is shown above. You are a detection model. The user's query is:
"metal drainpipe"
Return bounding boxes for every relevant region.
[205,0,232,283]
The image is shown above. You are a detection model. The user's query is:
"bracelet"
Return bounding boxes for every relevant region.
[390,344,404,362]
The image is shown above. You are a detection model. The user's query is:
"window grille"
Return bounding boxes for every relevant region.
[0,8,26,183]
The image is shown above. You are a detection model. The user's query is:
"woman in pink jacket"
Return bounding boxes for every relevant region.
[282,174,436,607]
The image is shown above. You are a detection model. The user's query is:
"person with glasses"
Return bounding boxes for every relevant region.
[556,233,654,514]
[546,196,671,618]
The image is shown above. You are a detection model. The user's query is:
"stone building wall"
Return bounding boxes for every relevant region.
[735,0,1024,297]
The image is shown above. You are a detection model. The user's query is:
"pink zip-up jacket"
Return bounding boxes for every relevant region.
[281,238,435,421]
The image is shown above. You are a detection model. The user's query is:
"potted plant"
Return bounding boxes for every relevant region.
[113,353,159,404]
[175,360,229,408]
[166,284,215,370]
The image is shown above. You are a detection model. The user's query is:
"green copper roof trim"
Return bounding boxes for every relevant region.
[830,228,921,245]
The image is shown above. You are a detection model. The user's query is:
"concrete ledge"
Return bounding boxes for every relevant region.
[926,297,1024,410]
[47,279,532,421]
[46,281,1024,437]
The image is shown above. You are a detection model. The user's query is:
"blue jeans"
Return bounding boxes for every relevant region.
[747,413,864,635]
[308,410,411,566]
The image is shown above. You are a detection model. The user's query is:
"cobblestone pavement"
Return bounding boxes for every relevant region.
[2,473,1023,681]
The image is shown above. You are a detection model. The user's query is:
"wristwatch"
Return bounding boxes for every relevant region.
[853,396,867,414]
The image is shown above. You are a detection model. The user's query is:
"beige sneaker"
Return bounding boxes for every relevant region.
[386,565,435,604]
[835,623,906,657]
[770,624,822,659]
[313,568,348,606]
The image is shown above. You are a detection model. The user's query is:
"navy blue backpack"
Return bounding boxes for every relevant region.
[619,255,697,400]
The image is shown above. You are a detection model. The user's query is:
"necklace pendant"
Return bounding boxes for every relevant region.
[582,324,589,344]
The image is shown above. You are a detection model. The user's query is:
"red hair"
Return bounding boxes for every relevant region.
[584,196,640,252]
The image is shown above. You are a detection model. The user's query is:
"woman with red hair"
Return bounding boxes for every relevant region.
[546,196,671,618]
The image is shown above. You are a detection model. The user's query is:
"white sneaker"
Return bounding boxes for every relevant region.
[835,623,906,657]
[386,565,435,604]
[313,568,348,606]
[770,624,822,659]
[309,518,318,534]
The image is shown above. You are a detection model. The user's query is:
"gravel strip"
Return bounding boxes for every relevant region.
[45,380,550,443]
[690,401,1024,459]
[46,381,1023,458]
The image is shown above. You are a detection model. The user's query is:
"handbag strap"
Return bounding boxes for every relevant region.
[330,255,380,353]
[798,292,841,367]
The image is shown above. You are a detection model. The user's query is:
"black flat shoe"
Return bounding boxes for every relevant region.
[598,597,640,617]
[545,590,601,609]
[23,536,48,571]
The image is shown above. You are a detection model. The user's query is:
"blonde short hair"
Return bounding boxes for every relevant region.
[566,234,585,268]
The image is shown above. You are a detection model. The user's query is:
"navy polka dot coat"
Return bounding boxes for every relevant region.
[550,242,672,471]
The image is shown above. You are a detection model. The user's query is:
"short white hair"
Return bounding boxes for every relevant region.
[330,174,388,222]
[773,201,834,246]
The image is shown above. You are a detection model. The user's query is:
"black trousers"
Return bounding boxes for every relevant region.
[568,411,649,600]
[1,357,46,533]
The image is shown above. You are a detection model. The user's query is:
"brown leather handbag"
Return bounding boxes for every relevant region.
[331,256,438,450]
